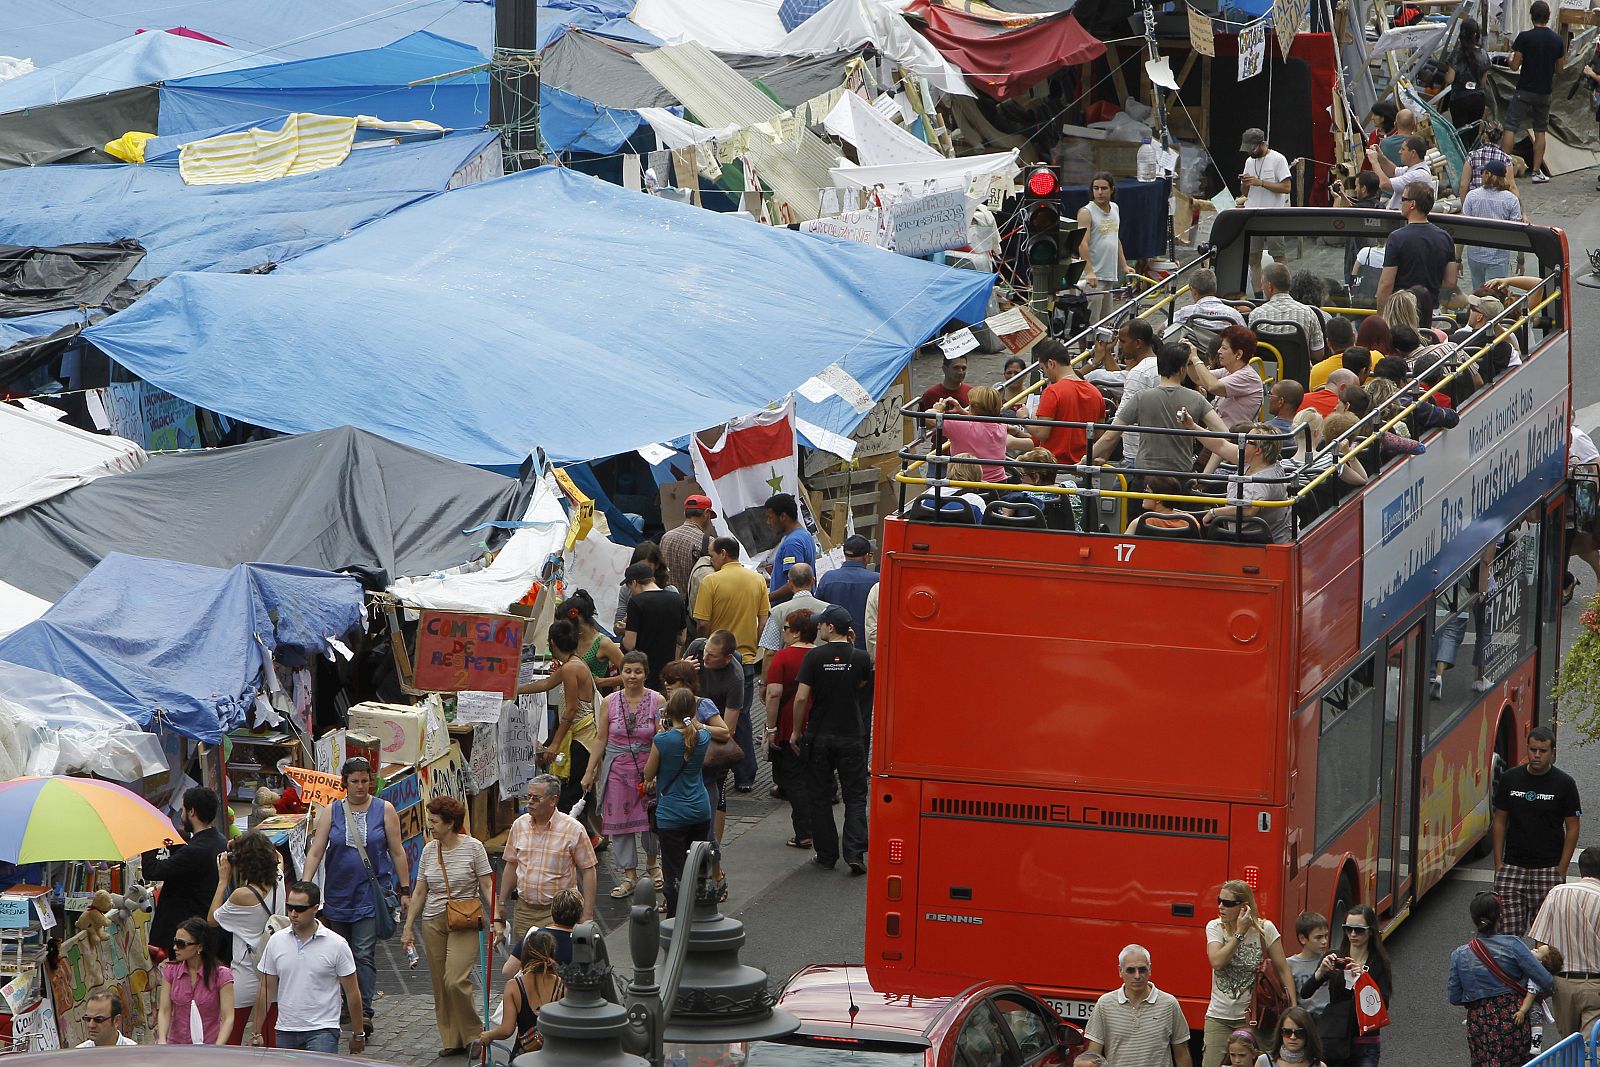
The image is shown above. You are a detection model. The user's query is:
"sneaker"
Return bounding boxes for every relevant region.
[847,860,867,876]
[1472,677,1495,692]
[814,857,837,870]
[1532,171,1550,183]
[1429,675,1443,701]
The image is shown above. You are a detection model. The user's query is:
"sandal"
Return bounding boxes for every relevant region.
[785,838,813,849]
[649,863,664,891]
[610,876,637,899]
[718,879,730,903]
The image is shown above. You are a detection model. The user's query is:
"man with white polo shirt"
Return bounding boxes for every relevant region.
[255,881,365,1055]
[1531,848,1600,1039]
[1082,944,1192,1067]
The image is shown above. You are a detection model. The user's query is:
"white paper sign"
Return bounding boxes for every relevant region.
[937,328,980,359]
[1158,147,1180,174]
[986,307,1030,334]
[814,363,876,413]
[871,94,900,121]
[469,722,499,793]
[501,694,541,797]
[799,207,884,247]
[637,442,677,465]
[35,898,55,930]
[890,189,971,258]
[1239,19,1267,80]
[797,376,837,404]
[454,690,503,725]
[14,1000,58,1051]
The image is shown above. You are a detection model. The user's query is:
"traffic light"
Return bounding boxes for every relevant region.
[1019,165,1084,307]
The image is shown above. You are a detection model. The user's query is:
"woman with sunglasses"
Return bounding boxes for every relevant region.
[1259,1006,1326,1067]
[1300,904,1392,1066]
[157,917,235,1044]
[1446,892,1554,1067]
[1204,879,1296,1067]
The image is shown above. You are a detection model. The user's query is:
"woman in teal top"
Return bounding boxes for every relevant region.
[644,688,712,915]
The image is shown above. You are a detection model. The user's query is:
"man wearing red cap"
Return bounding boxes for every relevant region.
[661,493,717,595]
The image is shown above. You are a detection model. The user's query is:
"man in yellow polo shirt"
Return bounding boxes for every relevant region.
[692,535,769,792]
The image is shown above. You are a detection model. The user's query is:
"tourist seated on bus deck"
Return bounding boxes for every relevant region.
[1090,342,1225,476]
[1185,326,1263,428]
[1172,267,1246,328]
[931,387,1031,483]
[1249,262,1328,365]
[1124,476,1198,535]
[1185,420,1293,544]
[1266,381,1304,434]
[1029,339,1105,464]
[1299,369,1358,416]
[1084,317,1157,390]
[1310,343,1378,390]
[1335,384,1373,420]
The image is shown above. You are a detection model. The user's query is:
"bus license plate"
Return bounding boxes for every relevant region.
[1044,998,1095,1022]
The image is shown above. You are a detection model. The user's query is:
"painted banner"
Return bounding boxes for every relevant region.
[1360,353,1567,643]
[890,189,971,258]
[283,766,346,807]
[420,742,472,832]
[51,912,157,1048]
[413,611,524,696]
[379,767,424,878]
[102,381,201,452]
[1238,19,1267,81]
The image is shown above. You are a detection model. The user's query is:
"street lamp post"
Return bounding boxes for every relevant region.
[521,841,799,1067]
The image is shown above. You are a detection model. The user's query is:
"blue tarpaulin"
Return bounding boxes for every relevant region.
[0,554,364,743]
[539,83,642,153]
[0,131,497,279]
[84,166,995,465]
[536,3,661,48]
[158,32,490,135]
[0,2,494,67]
[0,31,263,114]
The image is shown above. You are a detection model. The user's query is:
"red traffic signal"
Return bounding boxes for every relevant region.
[1025,166,1059,198]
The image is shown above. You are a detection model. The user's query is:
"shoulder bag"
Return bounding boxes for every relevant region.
[1469,937,1523,995]
[1246,931,1292,1038]
[344,800,401,940]
[436,839,487,932]
[240,883,291,969]
[701,733,744,772]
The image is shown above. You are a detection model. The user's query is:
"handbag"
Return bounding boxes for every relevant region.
[701,735,744,772]
[435,840,486,932]
[1246,943,1292,1037]
[1352,969,1391,1034]
[344,800,401,940]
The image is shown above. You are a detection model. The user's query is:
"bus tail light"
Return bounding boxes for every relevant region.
[887,912,901,936]
[889,838,904,864]
[887,875,902,901]
[1244,866,1260,890]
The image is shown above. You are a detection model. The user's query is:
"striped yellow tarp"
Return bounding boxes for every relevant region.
[177,114,449,187]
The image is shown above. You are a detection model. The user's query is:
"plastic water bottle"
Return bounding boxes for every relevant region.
[405,943,420,969]
[1136,137,1159,183]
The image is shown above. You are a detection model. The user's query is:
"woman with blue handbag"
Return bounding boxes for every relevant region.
[302,757,411,1038]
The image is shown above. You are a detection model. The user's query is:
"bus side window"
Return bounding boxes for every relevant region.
[1315,658,1382,850]
[956,1002,1015,1067]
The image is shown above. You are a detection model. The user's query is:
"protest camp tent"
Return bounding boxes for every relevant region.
[158,32,491,135]
[0,402,146,519]
[82,166,995,466]
[0,130,500,280]
[0,427,531,602]
[0,554,365,743]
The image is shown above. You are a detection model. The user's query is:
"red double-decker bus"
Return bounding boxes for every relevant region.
[865,208,1572,1027]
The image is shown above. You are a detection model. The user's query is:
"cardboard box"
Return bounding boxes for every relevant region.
[658,478,707,530]
[348,703,427,766]
[345,732,380,771]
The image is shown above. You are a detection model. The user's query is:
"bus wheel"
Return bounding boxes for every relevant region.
[1332,869,1359,927]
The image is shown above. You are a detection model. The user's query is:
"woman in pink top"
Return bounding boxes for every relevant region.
[157,917,235,1044]
[933,386,1032,483]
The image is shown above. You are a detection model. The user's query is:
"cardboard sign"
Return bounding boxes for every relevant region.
[413,611,524,696]
[1273,0,1306,57]
[421,742,472,833]
[0,895,31,929]
[380,768,424,878]
[284,766,347,808]
[1187,4,1216,56]
[890,189,971,258]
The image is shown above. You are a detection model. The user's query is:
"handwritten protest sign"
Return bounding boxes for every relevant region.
[890,189,971,258]
[469,722,499,793]
[413,611,524,696]
[454,690,503,725]
[799,207,884,247]
[1187,4,1215,56]
[1238,19,1267,80]
[284,767,346,808]
[500,694,540,798]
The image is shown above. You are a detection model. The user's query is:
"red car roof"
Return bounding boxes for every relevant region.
[777,965,987,1042]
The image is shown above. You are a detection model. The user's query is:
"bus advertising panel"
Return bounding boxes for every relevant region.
[1361,352,1568,644]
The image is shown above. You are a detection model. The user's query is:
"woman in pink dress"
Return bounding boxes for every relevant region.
[582,651,665,898]
[157,917,235,1044]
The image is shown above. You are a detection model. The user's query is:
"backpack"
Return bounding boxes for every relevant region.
[237,883,291,969]
[1247,954,1293,1039]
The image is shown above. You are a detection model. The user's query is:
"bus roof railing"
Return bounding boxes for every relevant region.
[893,269,1566,532]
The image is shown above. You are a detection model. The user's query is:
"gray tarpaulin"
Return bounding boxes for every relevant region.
[0,240,146,318]
[1486,43,1600,162]
[0,426,531,601]
[0,86,157,169]
[542,29,857,110]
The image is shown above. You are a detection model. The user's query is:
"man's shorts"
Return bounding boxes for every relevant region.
[1505,89,1553,135]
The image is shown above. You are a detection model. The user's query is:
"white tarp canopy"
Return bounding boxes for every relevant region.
[630,0,972,96]
[0,401,146,519]
[0,661,165,781]
[0,578,49,639]
[831,148,1020,191]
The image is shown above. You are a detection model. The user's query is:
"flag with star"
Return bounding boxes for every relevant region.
[690,398,801,563]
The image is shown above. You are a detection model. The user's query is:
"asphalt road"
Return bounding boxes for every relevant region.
[789,172,1600,1065]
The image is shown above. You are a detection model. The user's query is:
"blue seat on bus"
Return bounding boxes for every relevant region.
[910,495,977,525]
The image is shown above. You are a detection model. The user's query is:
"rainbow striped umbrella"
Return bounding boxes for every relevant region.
[0,776,180,863]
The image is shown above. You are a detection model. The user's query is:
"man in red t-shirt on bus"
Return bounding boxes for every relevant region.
[1028,338,1104,463]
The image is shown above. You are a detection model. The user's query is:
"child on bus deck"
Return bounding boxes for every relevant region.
[1225,1028,1262,1066]
[1289,912,1332,1020]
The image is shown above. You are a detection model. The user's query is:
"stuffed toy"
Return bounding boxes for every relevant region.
[108,884,153,926]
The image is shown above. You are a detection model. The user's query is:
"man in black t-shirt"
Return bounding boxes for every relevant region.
[1502,0,1567,181]
[791,604,873,874]
[1493,725,1582,935]
[621,561,686,689]
[1376,183,1457,313]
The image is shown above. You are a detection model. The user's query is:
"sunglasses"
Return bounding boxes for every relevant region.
[172,938,197,948]
[285,903,315,913]
[1342,924,1369,933]
[1280,1027,1306,1038]
[1219,897,1244,908]
[82,1014,113,1024]
[1122,966,1150,974]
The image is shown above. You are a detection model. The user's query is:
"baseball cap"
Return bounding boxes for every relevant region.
[816,604,854,631]
[624,562,656,584]
[1240,128,1266,151]
[1467,294,1506,318]
[683,493,715,516]
[842,534,874,557]
[1483,159,1508,177]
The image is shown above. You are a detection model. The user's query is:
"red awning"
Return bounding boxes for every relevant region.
[905,0,1106,100]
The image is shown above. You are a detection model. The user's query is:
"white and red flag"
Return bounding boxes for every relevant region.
[690,399,801,562]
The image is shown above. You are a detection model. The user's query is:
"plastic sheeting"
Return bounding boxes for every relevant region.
[0,1,494,68]
[0,30,261,114]
[903,1,1104,99]
[83,166,995,465]
[541,29,857,110]
[539,83,644,153]
[0,426,529,602]
[158,32,490,136]
[0,401,146,519]
[0,661,166,781]
[537,3,663,48]
[0,241,146,318]
[0,131,498,280]
[0,86,156,169]
[0,554,365,743]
